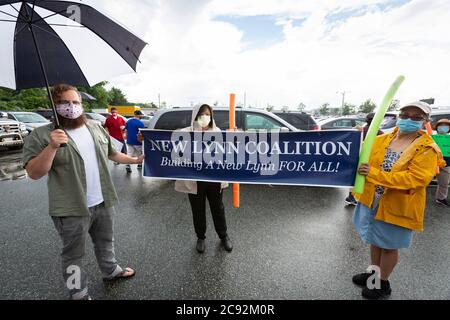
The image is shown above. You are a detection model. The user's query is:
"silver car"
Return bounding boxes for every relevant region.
[6,111,50,132]
[148,107,298,131]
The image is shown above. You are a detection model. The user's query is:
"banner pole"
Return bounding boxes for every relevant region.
[229,93,240,208]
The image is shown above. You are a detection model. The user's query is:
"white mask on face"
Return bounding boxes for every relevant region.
[197,115,211,128]
[56,102,83,119]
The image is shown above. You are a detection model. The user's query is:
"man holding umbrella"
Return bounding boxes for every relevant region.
[23,84,143,300]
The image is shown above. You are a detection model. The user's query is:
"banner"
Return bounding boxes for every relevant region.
[431,134,450,157]
[141,129,362,188]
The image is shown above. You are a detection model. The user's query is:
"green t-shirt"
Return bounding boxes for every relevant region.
[22,123,119,217]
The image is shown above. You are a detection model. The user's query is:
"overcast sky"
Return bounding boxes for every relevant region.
[87,0,450,110]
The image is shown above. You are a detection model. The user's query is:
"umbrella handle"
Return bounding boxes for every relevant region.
[53,127,67,148]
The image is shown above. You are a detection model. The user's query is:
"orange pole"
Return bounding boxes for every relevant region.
[229,93,240,208]
[425,122,433,135]
[426,122,440,174]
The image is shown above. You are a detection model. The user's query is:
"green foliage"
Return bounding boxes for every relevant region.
[342,103,356,115]
[108,87,129,106]
[319,103,330,116]
[358,99,377,113]
[78,81,110,111]
[0,87,48,111]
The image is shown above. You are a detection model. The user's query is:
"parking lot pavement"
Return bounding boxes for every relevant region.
[0,150,450,300]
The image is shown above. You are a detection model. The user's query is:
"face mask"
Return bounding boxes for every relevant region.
[396,118,423,133]
[56,103,83,119]
[437,125,450,134]
[197,115,211,127]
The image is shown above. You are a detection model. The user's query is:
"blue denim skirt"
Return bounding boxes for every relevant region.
[353,203,413,249]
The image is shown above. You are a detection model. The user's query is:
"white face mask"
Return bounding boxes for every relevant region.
[56,102,83,119]
[197,115,211,127]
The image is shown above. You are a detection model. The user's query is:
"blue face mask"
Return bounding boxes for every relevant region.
[437,125,450,134]
[396,118,423,133]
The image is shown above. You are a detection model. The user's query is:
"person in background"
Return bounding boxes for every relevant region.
[345,112,383,206]
[352,101,444,299]
[434,119,450,207]
[23,84,143,300]
[124,110,145,173]
[175,104,233,254]
[104,107,127,164]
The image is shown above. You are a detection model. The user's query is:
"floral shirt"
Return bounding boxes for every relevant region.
[372,148,402,208]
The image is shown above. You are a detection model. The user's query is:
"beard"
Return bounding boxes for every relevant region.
[56,113,87,130]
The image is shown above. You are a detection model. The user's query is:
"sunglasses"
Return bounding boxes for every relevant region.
[398,114,425,121]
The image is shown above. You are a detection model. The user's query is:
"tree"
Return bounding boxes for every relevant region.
[78,81,110,110]
[342,103,356,115]
[108,87,128,106]
[266,104,275,112]
[388,99,400,111]
[358,99,376,113]
[330,108,341,116]
[319,103,330,116]
[0,87,48,111]
[297,102,306,112]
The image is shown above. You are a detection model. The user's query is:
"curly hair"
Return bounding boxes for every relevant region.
[51,84,81,103]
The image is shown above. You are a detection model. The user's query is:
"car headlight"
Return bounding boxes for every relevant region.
[20,124,26,130]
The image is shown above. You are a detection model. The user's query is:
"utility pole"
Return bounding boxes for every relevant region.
[337,91,349,115]
[158,93,161,109]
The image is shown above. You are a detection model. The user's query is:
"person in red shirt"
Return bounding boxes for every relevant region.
[104,107,127,156]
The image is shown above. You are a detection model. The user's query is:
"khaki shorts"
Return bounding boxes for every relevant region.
[126,144,143,158]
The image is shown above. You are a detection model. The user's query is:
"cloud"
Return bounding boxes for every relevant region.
[88,0,450,109]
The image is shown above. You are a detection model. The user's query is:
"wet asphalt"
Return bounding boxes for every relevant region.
[0,149,450,300]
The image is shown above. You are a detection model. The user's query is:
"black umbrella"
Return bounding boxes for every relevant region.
[0,0,147,128]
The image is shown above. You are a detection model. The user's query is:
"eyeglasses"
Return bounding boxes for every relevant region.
[398,114,425,121]
[57,100,82,106]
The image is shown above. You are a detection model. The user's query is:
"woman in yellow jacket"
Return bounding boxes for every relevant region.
[352,101,444,299]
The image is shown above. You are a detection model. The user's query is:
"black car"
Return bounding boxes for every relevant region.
[272,111,319,130]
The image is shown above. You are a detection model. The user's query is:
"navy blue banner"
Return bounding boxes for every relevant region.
[141,129,362,187]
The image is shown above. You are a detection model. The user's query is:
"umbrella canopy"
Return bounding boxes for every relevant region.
[80,91,96,101]
[0,0,147,90]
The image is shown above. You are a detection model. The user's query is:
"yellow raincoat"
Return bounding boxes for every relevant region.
[354,128,445,232]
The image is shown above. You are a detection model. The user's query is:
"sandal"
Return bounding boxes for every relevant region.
[104,267,136,281]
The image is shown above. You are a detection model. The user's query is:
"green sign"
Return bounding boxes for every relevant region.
[431,134,450,157]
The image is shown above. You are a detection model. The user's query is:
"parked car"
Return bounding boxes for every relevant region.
[0,112,29,150]
[6,111,50,132]
[139,115,152,128]
[148,107,298,131]
[35,108,55,121]
[85,112,107,126]
[272,111,319,130]
[125,114,152,128]
[378,111,399,133]
[317,116,365,130]
[430,108,450,127]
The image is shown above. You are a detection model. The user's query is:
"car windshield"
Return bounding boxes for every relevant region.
[14,113,48,123]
